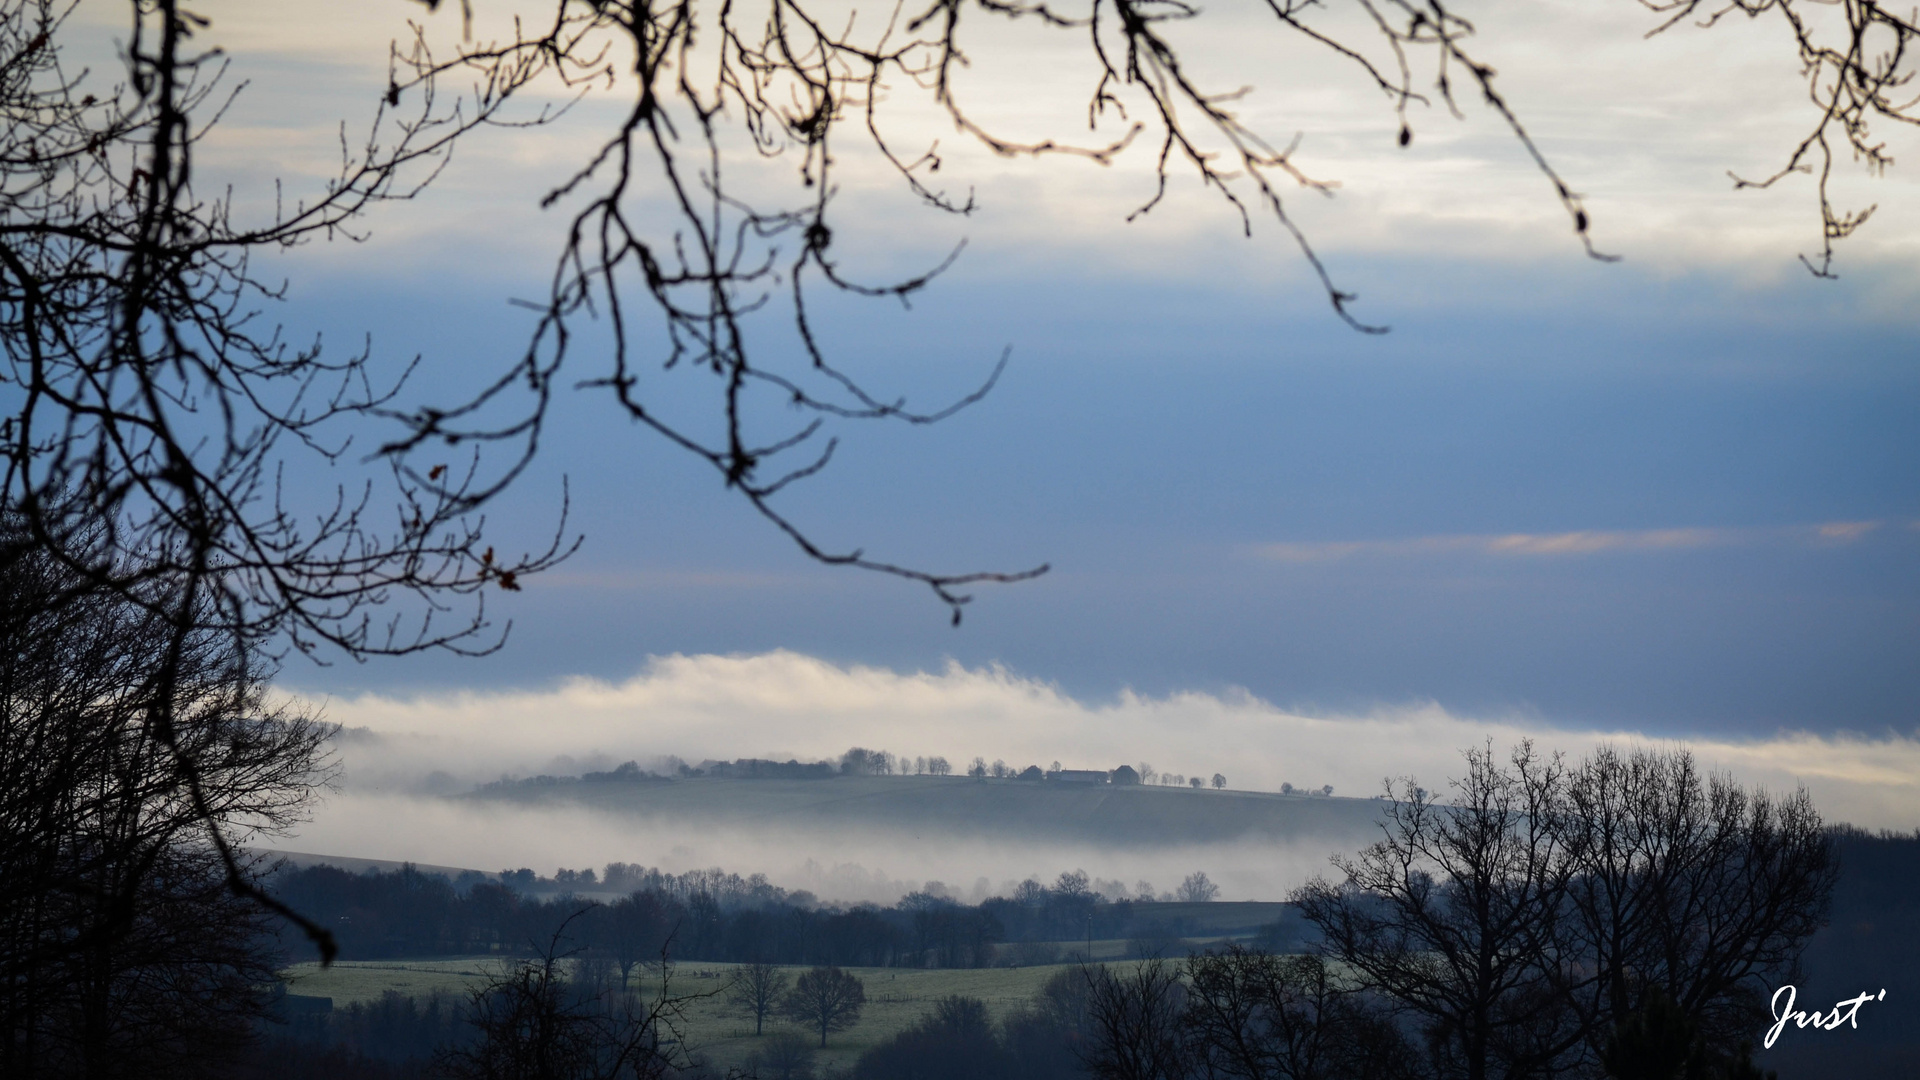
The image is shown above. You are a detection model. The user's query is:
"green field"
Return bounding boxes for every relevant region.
[285,957,1119,1073]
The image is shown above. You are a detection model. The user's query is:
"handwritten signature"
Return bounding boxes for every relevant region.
[1765,986,1888,1049]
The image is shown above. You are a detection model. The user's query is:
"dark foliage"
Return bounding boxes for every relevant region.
[744,1029,817,1080]
[1082,959,1189,1080]
[1755,827,1920,1079]
[856,972,1092,1080]
[782,966,866,1048]
[437,922,694,1080]
[1295,743,1835,1080]
[1,523,330,1078]
[854,995,1015,1080]
[1181,948,1420,1080]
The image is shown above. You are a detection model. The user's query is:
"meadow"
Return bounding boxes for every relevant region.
[283,956,1129,1073]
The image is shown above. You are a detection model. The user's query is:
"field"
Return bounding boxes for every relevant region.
[283,957,1116,1073]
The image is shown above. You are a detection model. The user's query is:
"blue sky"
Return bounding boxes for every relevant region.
[283,251,1918,740]
[160,0,1920,836]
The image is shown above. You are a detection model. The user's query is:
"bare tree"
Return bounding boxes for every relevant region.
[1054,870,1093,899]
[599,892,674,990]
[782,965,866,1048]
[1556,746,1835,1075]
[1294,742,1581,1080]
[1295,742,1838,1080]
[1182,947,1421,1080]
[438,914,698,1080]
[1636,0,1920,276]
[1176,872,1218,903]
[729,961,792,1037]
[1082,959,1190,1080]
[0,521,331,1076]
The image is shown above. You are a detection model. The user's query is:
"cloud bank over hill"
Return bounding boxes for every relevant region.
[263,651,1920,903]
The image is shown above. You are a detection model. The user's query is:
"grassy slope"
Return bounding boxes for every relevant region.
[462,774,1385,847]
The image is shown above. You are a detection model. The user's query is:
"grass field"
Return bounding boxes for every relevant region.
[284,956,1119,1073]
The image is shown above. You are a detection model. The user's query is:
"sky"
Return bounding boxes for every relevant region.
[130,0,1920,876]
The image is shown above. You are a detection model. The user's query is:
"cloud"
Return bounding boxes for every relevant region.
[1814,520,1880,543]
[1251,520,1895,563]
[271,651,1920,899]
[178,0,1920,286]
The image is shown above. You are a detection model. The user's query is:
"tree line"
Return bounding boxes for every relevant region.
[264,862,1239,970]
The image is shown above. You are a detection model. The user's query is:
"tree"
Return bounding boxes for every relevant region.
[1182,947,1421,1080]
[927,757,952,777]
[438,915,690,1080]
[0,522,332,1077]
[854,995,1014,1080]
[1296,743,1579,1080]
[1176,872,1219,903]
[1054,870,1093,900]
[783,966,867,1048]
[1555,746,1835,1076]
[1295,742,1836,1080]
[967,757,989,779]
[1211,774,1226,790]
[1082,959,1190,1080]
[597,891,674,990]
[729,962,792,1037]
[748,1030,818,1080]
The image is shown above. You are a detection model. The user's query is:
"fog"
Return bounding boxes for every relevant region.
[265,789,1374,906]
[259,650,1920,903]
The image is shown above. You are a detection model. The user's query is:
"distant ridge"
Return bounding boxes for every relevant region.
[461,774,1387,848]
[261,850,496,881]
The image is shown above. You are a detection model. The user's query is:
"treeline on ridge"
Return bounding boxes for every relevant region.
[482,746,1263,793]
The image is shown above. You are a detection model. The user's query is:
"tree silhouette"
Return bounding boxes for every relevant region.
[0,518,331,1074]
[783,965,867,1048]
[1295,742,1835,1080]
[729,961,792,1037]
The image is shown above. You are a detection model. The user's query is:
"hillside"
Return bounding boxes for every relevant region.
[459,773,1388,848]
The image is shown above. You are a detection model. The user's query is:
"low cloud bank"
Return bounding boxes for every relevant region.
[268,790,1355,905]
[267,650,1920,901]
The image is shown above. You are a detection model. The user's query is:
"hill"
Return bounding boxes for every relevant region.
[459,773,1387,848]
